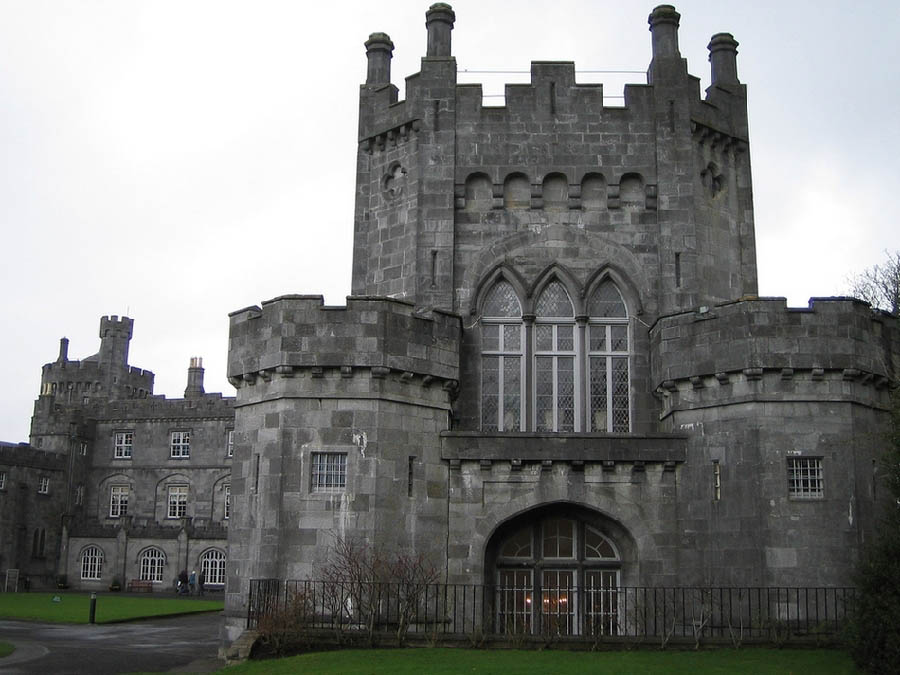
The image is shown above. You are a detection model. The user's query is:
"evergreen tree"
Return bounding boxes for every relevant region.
[848,392,900,673]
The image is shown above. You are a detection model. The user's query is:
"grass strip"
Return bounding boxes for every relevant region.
[222,647,860,675]
[0,642,15,658]
[0,592,222,624]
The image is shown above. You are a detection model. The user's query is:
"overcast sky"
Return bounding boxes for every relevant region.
[0,0,897,443]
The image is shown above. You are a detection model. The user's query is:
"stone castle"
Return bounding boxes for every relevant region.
[0,2,896,644]
[0,317,233,591]
[221,3,897,642]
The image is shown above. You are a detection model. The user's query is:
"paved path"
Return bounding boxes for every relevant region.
[0,611,225,674]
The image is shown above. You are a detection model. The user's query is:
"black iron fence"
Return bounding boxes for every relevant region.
[247,579,854,643]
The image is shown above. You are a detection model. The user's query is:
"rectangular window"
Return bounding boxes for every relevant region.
[226,430,234,458]
[481,323,524,432]
[75,484,84,505]
[497,569,533,635]
[224,485,231,520]
[713,460,721,501]
[541,569,576,636]
[788,457,823,499]
[114,431,133,459]
[167,485,188,518]
[311,452,347,492]
[534,324,576,433]
[0,471,6,490]
[170,430,191,458]
[38,477,49,494]
[79,441,88,456]
[588,323,630,433]
[110,485,129,518]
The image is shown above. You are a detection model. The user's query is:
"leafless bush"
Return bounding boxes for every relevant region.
[255,588,313,656]
[318,534,439,646]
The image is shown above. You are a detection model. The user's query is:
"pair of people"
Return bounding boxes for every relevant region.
[175,569,205,595]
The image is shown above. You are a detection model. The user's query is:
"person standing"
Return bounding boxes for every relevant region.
[188,570,197,595]
[178,569,189,595]
[198,570,205,597]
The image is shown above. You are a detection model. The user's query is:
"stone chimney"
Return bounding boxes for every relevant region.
[184,357,205,398]
[709,33,740,85]
[365,32,394,85]
[425,3,455,58]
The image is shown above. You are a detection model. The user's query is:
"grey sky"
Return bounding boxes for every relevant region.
[1,0,897,443]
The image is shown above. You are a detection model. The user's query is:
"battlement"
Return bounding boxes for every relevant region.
[359,4,746,146]
[40,359,155,399]
[89,391,234,421]
[0,442,67,471]
[228,295,461,386]
[651,297,899,389]
[99,315,133,338]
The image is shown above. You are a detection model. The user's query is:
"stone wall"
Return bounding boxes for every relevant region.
[224,295,461,644]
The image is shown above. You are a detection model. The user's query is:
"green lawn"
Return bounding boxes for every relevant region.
[223,647,860,675]
[0,592,222,624]
[0,642,15,658]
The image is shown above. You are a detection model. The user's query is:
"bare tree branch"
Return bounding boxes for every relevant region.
[848,250,900,315]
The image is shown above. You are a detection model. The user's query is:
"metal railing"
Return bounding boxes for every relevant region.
[247,580,854,643]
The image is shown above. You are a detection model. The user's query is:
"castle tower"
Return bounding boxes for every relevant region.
[352,3,458,310]
[225,3,897,647]
[30,316,154,451]
[98,315,133,368]
[351,3,756,317]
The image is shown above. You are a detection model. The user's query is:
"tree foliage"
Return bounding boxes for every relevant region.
[848,392,900,673]
[849,250,900,316]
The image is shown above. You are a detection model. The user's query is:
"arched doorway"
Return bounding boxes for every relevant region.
[484,503,633,636]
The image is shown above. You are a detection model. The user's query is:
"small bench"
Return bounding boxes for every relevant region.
[127,579,153,593]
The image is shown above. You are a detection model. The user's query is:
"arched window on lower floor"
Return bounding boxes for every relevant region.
[201,549,226,586]
[81,545,103,580]
[139,547,166,583]
[489,510,623,636]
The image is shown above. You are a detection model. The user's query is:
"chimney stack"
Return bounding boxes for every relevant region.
[365,32,394,85]
[708,33,740,86]
[425,3,455,58]
[648,5,681,60]
[185,357,205,398]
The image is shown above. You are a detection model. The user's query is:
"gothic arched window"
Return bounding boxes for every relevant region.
[201,549,227,586]
[587,280,630,432]
[481,280,524,432]
[81,545,103,580]
[534,281,576,432]
[139,547,166,583]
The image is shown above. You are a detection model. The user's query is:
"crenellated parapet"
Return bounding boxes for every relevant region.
[651,297,899,417]
[227,295,461,399]
[39,359,155,400]
[0,442,67,471]
[87,393,234,423]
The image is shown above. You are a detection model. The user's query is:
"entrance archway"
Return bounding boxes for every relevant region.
[484,502,635,636]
